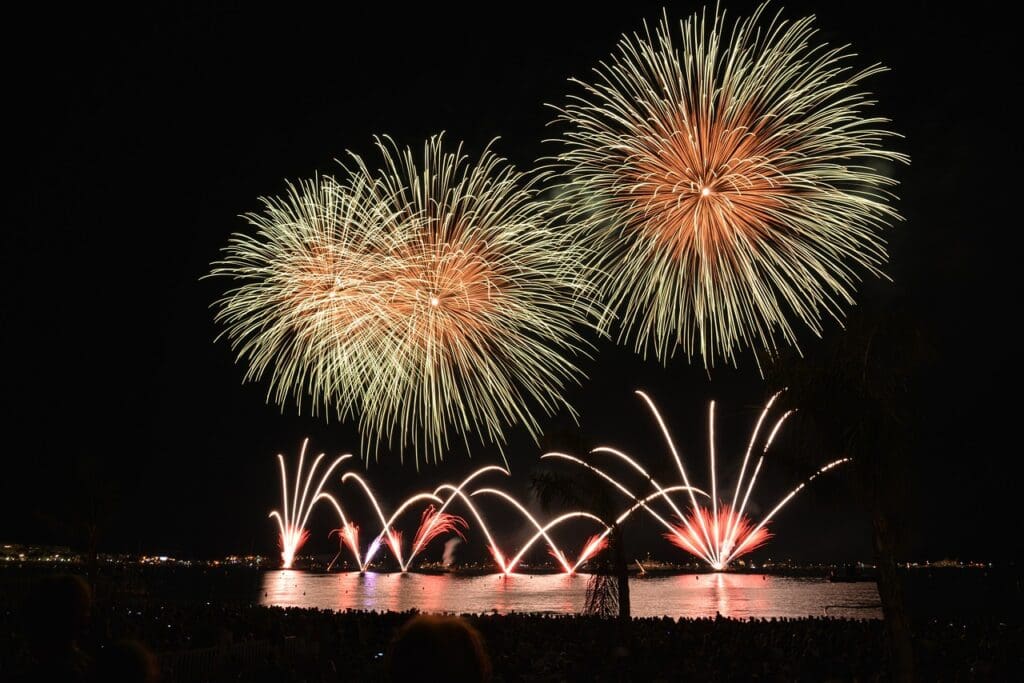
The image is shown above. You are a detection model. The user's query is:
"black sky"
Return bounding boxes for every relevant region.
[3,2,1017,564]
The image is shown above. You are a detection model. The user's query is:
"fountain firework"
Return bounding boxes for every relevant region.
[314,464,611,575]
[545,391,850,570]
[268,439,350,569]
[269,400,848,573]
[411,505,468,557]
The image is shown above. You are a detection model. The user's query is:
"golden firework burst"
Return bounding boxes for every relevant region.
[212,136,594,464]
[552,5,909,366]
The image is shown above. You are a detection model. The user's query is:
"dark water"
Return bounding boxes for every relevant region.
[261,571,882,619]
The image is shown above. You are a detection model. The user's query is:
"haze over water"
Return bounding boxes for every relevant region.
[262,571,882,620]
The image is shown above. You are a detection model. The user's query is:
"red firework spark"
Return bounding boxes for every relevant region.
[664,505,771,569]
[412,504,468,552]
[551,533,609,569]
[577,533,609,565]
[384,529,404,560]
[278,527,310,569]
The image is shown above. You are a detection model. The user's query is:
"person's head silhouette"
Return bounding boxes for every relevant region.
[388,614,491,682]
[95,639,160,682]
[22,574,93,680]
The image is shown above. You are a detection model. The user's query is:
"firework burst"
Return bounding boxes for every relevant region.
[212,136,594,463]
[551,5,908,366]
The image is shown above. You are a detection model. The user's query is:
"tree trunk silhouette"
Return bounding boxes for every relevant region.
[766,302,926,682]
[869,477,915,682]
[611,524,630,624]
[529,464,631,623]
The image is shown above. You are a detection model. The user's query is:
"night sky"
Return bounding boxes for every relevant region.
[4,2,1015,564]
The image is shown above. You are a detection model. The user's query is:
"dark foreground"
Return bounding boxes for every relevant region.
[4,599,1019,681]
[2,565,1021,681]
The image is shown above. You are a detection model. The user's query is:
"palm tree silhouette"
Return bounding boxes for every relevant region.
[767,298,927,682]
[530,418,631,624]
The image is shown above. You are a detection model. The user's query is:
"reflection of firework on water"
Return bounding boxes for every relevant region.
[268,439,350,569]
[211,136,594,464]
[545,391,850,570]
[552,6,908,366]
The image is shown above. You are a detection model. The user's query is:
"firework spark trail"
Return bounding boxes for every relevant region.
[340,472,441,570]
[470,488,605,574]
[431,485,511,574]
[327,522,360,571]
[541,452,714,565]
[551,5,908,366]
[546,545,566,567]
[366,537,382,567]
[315,493,362,569]
[709,401,719,565]
[587,445,714,565]
[550,392,851,570]
[570,485,702,573]
[318,468,499,573]
[404,465,509,571]
[589,446,697,524]
[575,533,609,566]
[636,391,717,556]
[722,390,782,557]
[429,483,607,575]
[384,529,404,562]
[724,407,794,562]
[664,505,772,567]
[498,510,606,575]
[652,394,844,569]
[212,136,596,464]
[268,439,350,569]
[726,458,851,563]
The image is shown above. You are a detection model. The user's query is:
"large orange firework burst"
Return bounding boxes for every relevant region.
[212,136,593,464]
[552,5,908,365]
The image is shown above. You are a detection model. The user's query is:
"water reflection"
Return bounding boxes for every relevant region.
[262,571,881,619]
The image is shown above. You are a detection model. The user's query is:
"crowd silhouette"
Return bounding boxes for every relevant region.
[1,573,1016,681]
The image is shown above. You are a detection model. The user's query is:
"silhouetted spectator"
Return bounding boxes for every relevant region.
[18,574,93,681]
[94,639,159,682]
[388,614,492,682]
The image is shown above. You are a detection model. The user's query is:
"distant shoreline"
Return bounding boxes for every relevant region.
[286,566,879,581]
